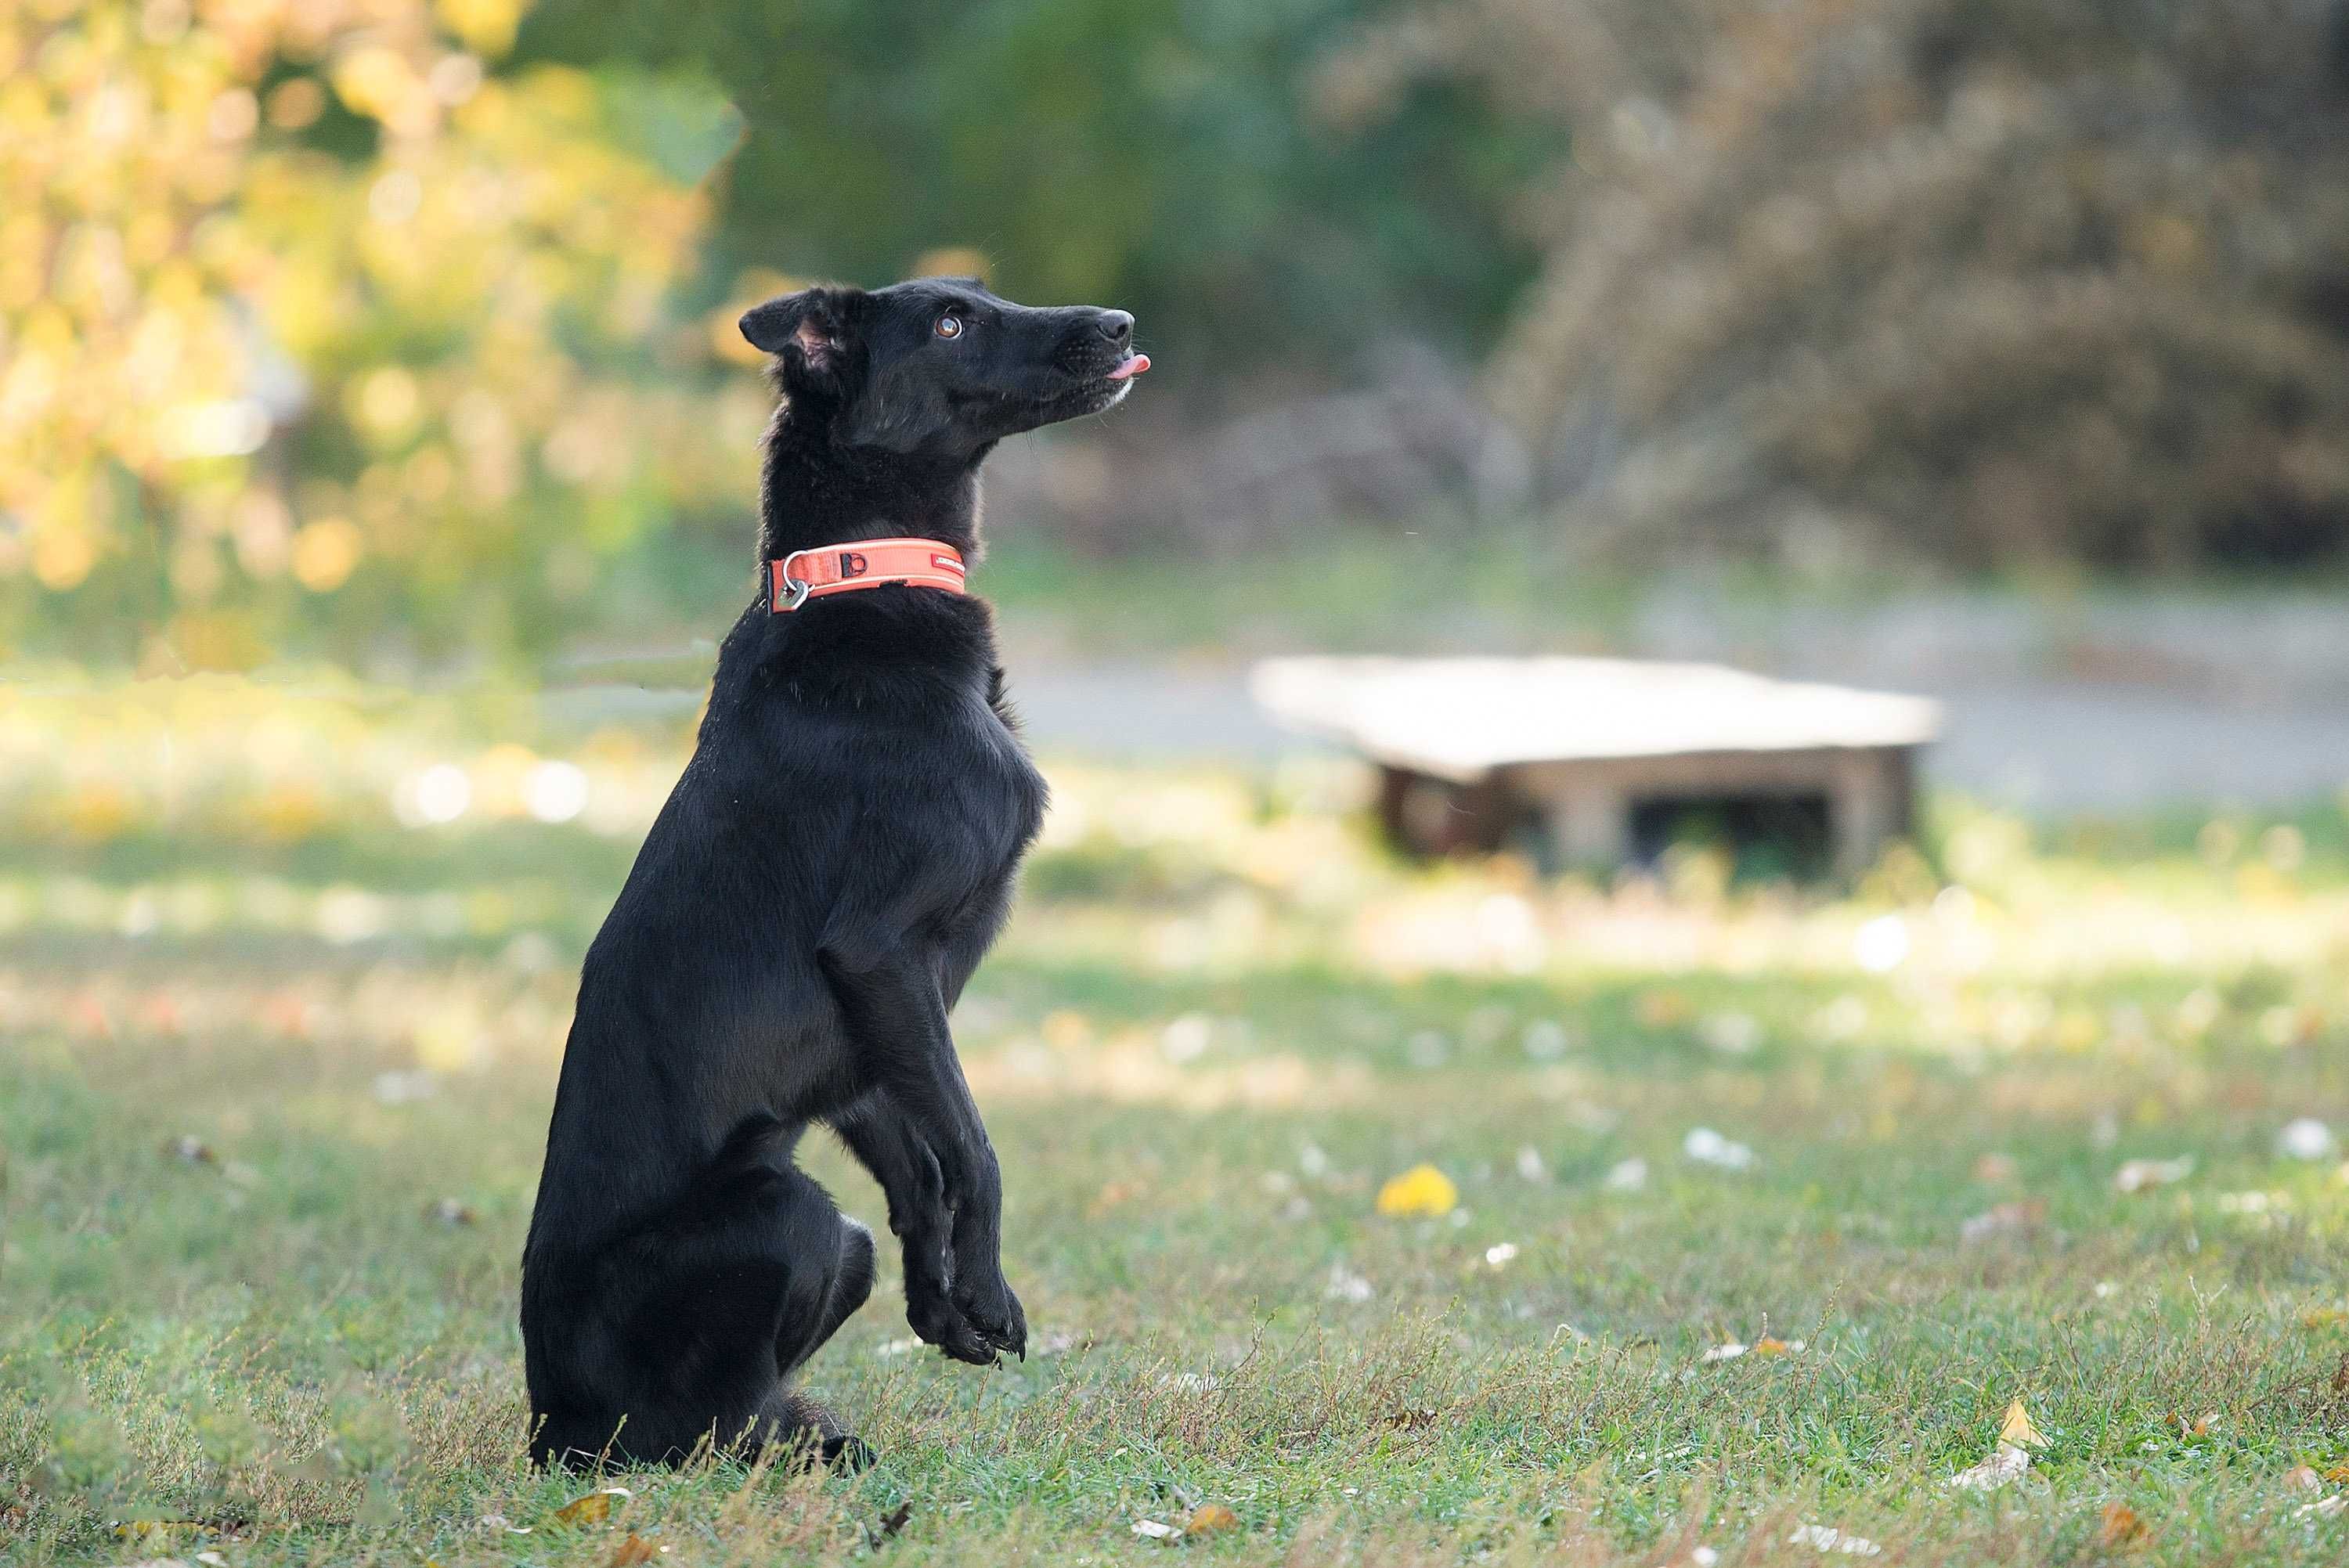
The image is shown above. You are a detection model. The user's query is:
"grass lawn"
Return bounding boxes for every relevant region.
[9,681,2349,1564]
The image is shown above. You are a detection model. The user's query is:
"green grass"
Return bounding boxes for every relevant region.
[9,721,2349,1564]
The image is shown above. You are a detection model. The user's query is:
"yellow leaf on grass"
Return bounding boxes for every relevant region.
[1376,1164,1458,1218]
[1183,1504,1239,1536]
[551,1487,630,1527]
[608,1532,663,1565]
[1999,1399,2047,1449]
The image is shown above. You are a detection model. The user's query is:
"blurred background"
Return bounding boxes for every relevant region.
[12,0,2349,816]
[17,3,2349,1553]
[10,0,2349,660]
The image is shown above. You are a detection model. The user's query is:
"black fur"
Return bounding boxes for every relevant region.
[519,278,1142,1468]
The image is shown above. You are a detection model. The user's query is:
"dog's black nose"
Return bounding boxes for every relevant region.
[1094,310,1134,345]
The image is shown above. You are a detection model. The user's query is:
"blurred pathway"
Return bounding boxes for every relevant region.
[552,594,2349,812]
[1009,665,2349,812]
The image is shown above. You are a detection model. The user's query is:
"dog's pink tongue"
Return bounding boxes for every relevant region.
[1106,353,1150,381]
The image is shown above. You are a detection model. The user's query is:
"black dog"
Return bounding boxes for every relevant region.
[519,277,1146,1468]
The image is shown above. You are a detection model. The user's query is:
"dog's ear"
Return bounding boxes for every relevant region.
[739,288,860,391]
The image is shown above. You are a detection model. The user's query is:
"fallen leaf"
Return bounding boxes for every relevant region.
[2000,1398,2048,1449]
[1701,1342,1748,1364]
[111,1519,197,1541]
[2301,1308,2348,1329]
[2296,1494,2347,1519]
[1131,1519,1180,1541]
[607,1533,662,1566]
[1753,1336,1795,1357]
[1183,1504,1239,1536]
[1375,1163,1458,1218]
[2100,1502,2149,1548]
[2287,1465,2323,1492]
[550,1487,630,1527]
[1950,1443,2031,1491]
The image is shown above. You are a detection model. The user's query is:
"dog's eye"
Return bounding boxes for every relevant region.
[935,314,963,340]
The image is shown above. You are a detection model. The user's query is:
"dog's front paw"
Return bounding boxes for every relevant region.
[953,1271,1027,1360]
[906,1285,998,1367]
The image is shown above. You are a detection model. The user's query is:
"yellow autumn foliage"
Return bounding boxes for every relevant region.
[0,0,745,659]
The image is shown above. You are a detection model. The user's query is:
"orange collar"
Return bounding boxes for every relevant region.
[770,538,968,613]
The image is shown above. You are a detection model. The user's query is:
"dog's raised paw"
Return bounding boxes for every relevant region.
[954,1277,1027,1358]
[906,1291,998,1366]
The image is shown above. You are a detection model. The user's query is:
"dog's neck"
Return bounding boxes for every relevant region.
[756,406,990,566]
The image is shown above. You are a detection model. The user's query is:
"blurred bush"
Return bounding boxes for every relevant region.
[512,0,1548,387]
[9,0,2349,672]
[2,0,1543,666]
[1,0,760,668]
[1336,0,2349,570]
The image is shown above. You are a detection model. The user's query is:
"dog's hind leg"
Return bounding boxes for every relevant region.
[756,1162,875,1379]
[750,1171,876,1467]
[778,1211,876,1375]
[752,1386,872,1471]
[536,1117,874,1467]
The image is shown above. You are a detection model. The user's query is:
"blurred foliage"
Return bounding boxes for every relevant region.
[1337,0,2349,570]
[512,0,1550,387]
[0,0,764,668]
[10,0,2349,672]
[0,0,1543,666]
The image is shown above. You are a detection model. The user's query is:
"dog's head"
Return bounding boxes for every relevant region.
[740,277,1147,459]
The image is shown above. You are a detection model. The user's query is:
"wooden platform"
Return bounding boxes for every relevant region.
[1250,657,1941,876]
